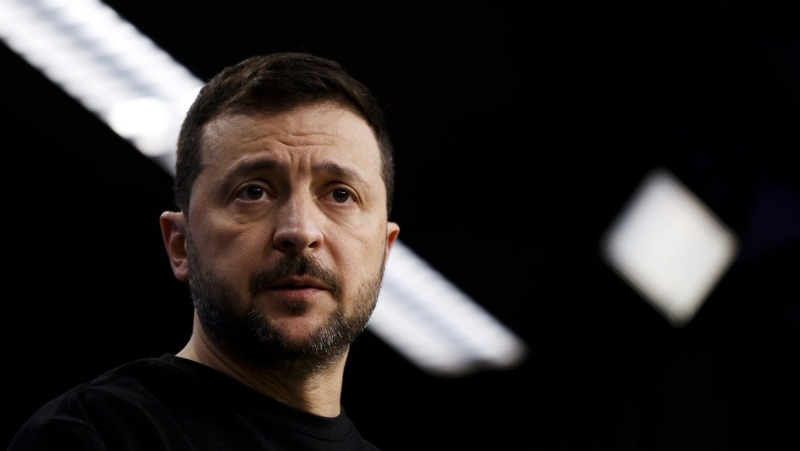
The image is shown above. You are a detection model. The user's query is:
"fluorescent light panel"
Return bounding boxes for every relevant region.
[0,0,202,173]
[600,167,739,327]
[375,242,528,377]
[0,0,528,376]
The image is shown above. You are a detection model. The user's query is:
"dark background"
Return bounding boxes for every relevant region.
[3,1,799,450]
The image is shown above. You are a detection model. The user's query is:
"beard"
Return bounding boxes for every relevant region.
[185,236,387,375]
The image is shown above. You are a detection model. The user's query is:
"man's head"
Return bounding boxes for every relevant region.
[173,52,395,217]
[160,52,400,373]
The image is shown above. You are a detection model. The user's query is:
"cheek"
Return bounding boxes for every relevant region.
[224,231,269,270]
[334,226,387,276]
[191,219,269,279]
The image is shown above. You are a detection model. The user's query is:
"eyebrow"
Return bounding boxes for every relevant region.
[226,158,279,180]
[317,161,366,185]
[226,158,367,185]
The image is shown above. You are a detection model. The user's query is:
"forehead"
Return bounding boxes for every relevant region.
[198,101,383,179]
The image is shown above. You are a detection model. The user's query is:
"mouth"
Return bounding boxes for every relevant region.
[260,277,329,304]
[267,275,330,291]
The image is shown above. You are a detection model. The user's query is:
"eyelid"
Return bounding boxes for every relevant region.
[327,185,358,205]
[231,180,359,205]
[234,181,272,201]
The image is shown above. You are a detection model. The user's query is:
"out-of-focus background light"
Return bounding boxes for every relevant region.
[600,167,740,327]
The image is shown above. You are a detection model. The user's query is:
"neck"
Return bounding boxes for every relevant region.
[177,316,348,417]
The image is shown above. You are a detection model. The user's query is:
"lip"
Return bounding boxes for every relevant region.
[268,275,330,291]
[267,286,325,302]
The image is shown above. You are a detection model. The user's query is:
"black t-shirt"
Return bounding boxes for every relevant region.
[7,354,382,451]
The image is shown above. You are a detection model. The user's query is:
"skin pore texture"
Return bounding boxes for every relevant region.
[159,100,400,417]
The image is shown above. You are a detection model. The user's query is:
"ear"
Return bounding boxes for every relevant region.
[160,211,189,282]
[384,221,400,265]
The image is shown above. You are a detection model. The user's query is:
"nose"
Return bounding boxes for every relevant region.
[272,195,323,254]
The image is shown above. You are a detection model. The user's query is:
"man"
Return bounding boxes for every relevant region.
[8,52,400,450]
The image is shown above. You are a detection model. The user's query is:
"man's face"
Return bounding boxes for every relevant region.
[183,101,400,369]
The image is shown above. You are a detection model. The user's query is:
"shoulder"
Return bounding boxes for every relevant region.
[8,355,386,451]
[7,354,200,450]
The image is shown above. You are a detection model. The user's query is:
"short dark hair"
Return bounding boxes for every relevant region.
[174,52,395,216]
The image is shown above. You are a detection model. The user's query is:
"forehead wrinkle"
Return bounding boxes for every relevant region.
[270,129,343,152]
[201,106,378,187]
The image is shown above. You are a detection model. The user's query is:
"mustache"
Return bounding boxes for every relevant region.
[249,255,342,298]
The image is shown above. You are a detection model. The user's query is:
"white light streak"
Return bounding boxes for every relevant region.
[0,0,202,171]
[374,242,528,377]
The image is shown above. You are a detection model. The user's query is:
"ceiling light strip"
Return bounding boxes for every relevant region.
[0,0,202,171]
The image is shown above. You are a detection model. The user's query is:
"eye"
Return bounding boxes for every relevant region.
[236,184,268,201]
[331,188,353,204]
